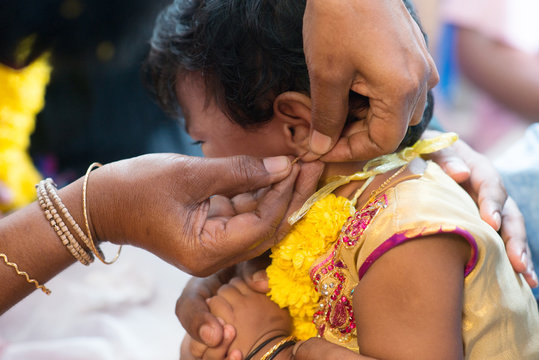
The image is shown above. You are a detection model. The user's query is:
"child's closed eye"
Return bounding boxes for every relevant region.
[191,140,204,146]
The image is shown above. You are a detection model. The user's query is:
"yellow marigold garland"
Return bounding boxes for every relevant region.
[0,54,50,212]
[267,194,353,340]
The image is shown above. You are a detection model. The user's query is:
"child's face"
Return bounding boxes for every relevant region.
[176,72,294,158]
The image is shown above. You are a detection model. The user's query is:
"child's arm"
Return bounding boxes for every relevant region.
[353,233,469,359]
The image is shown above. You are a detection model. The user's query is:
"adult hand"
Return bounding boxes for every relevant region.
[425,131,538,288]
[303,0,439,161]
[90,154,323,276]
[177,259,270,359]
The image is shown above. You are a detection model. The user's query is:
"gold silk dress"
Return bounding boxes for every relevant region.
[310,161,539,358]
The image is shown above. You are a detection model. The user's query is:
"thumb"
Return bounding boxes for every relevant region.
[309,75,350,155]
[200,156,292,198]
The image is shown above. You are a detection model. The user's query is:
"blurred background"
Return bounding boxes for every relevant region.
[0,0,537,359]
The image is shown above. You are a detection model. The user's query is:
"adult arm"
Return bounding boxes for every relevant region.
[426,131,537,287]
[0,154,322,314]
[304,0,439,159]
[457,27,539,118]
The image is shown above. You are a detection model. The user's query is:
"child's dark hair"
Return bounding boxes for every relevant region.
[145,0,432,148]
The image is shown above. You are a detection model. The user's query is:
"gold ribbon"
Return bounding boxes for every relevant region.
[288,132,459,225]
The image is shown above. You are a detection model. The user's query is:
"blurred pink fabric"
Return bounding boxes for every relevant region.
[441,0,539,154]
[443,0,539,54]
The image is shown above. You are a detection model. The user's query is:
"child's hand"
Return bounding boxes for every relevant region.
[207,277,293,358]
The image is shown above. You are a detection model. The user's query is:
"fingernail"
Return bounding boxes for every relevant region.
[0,186,13,204]
[521,252,529,270]
[531,271,538,288]
[493,211,502,230]
[224,324,235,340]
[199,324,214,344]
[310,131,332,155]
[446,160,470,175]
[263,156,290,174]
[252,270,268,282]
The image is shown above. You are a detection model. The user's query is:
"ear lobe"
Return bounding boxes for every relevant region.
[273,92,312,154]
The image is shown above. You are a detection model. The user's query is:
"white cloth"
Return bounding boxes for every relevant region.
[0,244,190,360]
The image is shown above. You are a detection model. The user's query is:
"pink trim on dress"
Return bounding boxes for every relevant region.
[357,226,479,280]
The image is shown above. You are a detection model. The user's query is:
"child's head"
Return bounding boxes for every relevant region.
[145,0,432,158]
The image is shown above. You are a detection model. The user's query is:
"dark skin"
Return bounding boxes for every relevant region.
[196,234,468,360]
[178,136,536,359]
[0,154,323,314]
[304,0,439,160]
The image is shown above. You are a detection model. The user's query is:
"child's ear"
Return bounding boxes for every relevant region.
[273,92,312,155]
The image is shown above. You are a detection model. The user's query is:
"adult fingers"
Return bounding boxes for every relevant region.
[426,134,504,229]
[194,161,322,275]
[308,72,351,155]
[238,258,271,294]
[500,197,538,288]
[273,160,325,241]
[197,165,301,274]
[198,156,292,199]
[425,136,471,184]
[202,325,237,360]
[245,270,270,294]
[180,335,200,360]
[177,277,226,346]
[469,160,506,231]
[409,82,428,126]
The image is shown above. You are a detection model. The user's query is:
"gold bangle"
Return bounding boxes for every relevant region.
[83,162,122,264]
[260,336,296,360]
[0,253,51,295]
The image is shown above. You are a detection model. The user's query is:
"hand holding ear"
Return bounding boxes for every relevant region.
[88,153,323,276]
[303,0,438,161]
[425,131,537,288]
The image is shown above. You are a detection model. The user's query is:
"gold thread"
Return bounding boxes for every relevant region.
[83,162,122,264]
[0,253,51,295]
[291,150,309,165]
[365,162,410,204]
[260,336,296,360]
[288,133,459,225]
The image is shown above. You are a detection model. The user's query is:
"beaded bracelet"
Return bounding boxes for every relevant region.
[43,179,96,257]
[35,162,122,266]
[0,253,51,294]
[36,179,93,265]
[260,336,297,360]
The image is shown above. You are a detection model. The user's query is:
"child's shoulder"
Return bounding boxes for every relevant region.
[390,160,480,221]
[349,160,491,276]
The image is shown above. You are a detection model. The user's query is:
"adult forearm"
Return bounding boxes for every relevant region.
[457,28,539,118]
[0,178,84,313]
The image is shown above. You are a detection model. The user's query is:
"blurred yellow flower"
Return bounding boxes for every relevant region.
[267,194,352,340]
[0,54,50,212]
